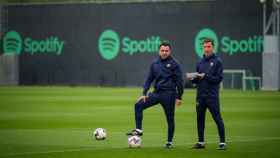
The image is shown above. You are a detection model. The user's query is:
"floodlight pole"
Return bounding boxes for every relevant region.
[262,0,280,36]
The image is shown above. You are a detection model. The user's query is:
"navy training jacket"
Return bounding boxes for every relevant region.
[142,56,184,100]
[192,54,223,99]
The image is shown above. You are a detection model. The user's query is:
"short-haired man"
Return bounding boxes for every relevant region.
[187,38,226,150]
[127,42,184,149]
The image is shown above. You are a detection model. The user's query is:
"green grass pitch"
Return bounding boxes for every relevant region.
[0,86,280,158]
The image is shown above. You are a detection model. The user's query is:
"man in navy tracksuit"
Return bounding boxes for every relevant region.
[187,38,226,150]
[127,42,184,149]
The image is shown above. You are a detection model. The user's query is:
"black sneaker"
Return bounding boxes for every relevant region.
[192,143,205,149]
[165,142,173,149]
[126,129,143,136]
[217,143,226,150]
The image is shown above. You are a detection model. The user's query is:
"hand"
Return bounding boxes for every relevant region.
[137,95,148,103]
[197,73,205,80]
[175,99,182,107]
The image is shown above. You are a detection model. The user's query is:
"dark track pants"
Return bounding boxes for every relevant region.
[135,92,176,142]
[196,97,225,143]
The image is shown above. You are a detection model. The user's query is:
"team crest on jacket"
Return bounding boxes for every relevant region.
[210,62,214,67]
[166,64,171,68]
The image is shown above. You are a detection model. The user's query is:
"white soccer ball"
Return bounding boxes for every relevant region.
[128,135,141,148]
[93,128,107,140]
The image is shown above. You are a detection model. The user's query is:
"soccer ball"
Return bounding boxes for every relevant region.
[128,135,141,148]
[93,128,107,140]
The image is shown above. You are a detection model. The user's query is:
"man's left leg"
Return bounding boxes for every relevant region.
[160,92,176,148]
[207,98,226,150]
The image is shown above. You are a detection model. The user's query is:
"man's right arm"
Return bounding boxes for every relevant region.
[142,64,155,96]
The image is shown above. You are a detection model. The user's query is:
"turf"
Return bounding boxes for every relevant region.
[0,86,279,158]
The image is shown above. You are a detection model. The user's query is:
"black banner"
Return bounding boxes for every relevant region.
[2,1,263,86]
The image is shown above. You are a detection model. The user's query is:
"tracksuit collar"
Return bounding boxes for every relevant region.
[203,53,216,61]
[159,55,172,62]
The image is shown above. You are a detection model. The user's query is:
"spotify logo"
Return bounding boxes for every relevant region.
[194,28,263,58]
[3,31,23,55]
[98,29,162,60]
[98,30,120,60]
[2,30,65,55]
